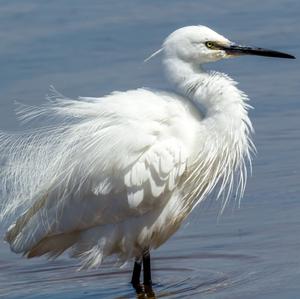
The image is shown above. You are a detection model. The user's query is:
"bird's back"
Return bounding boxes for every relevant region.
[1,87,203,267]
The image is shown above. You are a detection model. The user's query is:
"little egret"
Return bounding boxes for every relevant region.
[0,26,294,288]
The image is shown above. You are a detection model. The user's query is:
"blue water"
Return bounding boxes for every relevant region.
[0,1,299,298]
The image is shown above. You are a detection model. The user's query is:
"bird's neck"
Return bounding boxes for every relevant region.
[163,57,254,210]
[163,57,252,133]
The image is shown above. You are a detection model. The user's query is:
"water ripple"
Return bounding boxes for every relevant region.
[0,251,263,298]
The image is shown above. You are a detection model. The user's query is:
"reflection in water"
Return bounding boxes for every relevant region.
[0,250,261,298]
[134,284,156,299]
[127,250,257,298]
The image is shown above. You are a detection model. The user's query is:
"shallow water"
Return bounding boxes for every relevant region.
[0,1,300,298]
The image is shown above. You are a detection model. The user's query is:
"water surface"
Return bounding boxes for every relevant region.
[0,1,299,298]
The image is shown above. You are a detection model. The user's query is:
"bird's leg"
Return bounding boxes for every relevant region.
[131,257,142,289]
[142,249,152,286]
[131,251,156,297]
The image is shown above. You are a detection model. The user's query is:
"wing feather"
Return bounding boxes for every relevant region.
[1,88,192,254]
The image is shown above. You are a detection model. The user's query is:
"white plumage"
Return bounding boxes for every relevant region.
[4,25,287,270]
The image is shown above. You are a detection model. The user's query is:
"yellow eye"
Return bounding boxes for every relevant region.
[205,41,214,48]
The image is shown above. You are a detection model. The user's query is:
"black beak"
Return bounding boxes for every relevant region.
[221,43,295,59]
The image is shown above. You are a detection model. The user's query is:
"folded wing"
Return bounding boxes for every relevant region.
[2,88,191,257]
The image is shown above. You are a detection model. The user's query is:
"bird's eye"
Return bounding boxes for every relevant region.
[205,41,214,49]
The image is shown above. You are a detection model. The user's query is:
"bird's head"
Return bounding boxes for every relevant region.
[163,26,230,64]
[146,25,295,64]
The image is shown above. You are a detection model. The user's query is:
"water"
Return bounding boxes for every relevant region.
[0,1,299,298]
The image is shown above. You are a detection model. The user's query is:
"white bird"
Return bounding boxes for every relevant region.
[0,25,294,288]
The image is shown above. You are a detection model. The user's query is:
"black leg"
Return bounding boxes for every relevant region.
[131,259,142,287]
[143,250,152,286]
[131,252,156,298]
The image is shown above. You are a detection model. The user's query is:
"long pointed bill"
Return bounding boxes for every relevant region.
[221,43,295,59]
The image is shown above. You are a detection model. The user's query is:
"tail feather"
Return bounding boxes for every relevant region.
[5,194,48,244]
[26,231,80,258]
[5,193,82,259]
